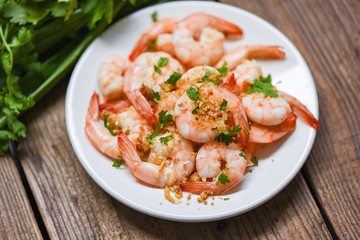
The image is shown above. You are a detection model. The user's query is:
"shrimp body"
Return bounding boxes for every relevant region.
[174,82,249,147]
[243,92,292,126]
[117,132,195,187]
[156,33,175,57]
[123,52,184,123]
[180,142,247,195]
[97,55,127,101]
[173,13,243,67]
[129,18,179,61]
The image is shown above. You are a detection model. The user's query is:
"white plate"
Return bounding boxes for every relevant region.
[65,1,318,222]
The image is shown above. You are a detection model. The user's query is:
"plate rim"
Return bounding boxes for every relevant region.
[65,0,318,222]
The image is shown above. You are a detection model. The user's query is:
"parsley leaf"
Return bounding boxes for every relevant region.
[158,57,169,67]
[217,61,228,77]
[159,135,173,145]
[220,99,227,111]
[245,75,279,97]
[251,156,258,166]
[202,68,220,84]
[112,159,123,168]
[214,125,242,145]
[154,65,162,74]
[244,130,250,136]
[211,127,218,130]
[146,110,174,145]
[103,113,116,136]
[148,40,156,50]
[186,86,199,100]
[216,168,231,185]
[223,198,230,201]
[239,152,247,160]
[148,91,161,104]
[151,11,158,22]
[164,72,182,86]
[192,105,199,114]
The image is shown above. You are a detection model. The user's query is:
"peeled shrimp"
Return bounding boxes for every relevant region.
[117,131,195,187]
[129,18,179,61]
[180,142,247,195]
[173,13,243,67]
[97,54,127,101]
[123,52,184,123]
[174,82,249,147]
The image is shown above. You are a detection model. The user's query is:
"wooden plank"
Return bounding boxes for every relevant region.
[221,0,360,238]
[17,81,331,239]
[0,156,42,240]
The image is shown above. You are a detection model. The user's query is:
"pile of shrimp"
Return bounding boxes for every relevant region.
[85,12,320,200]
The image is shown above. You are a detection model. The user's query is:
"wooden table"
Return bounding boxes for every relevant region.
[1,0,359,239]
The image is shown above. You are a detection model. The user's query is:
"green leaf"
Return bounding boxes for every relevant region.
[214,125,242,145]
[245,75,279,97]
[220,99,227,111]
[239,152,246,160]
[151,11,157,22]
[211,127,217,130]
[154,65,161,74]
[158,110,174,125]
[146,110,173,145]
[217,61,228,77]
[103,113,116,136]
[202,68,220,84]
[3,1,52,25]
[1,52,12,76]
[148,40,156,50]
[186,86,199,100]
[112,159,123,168]
[164,72,182,86]
[10,27,33,47]
[148,90,160,104]
[223,198,230,201]
[157,57,168,67]
[2,107,26,138]
[191,105,199,115]
[251,156,258,166]
[159,134,173,145]
[216,168,231,185]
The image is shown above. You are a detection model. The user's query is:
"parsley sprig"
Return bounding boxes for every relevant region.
[164,72,182,86]
[151,11,158,22]
[103,113,116,136]
[148,91,161,104]
[220,99,227,111]
[186,86,199,100]
[148,40,157,50]
[153,57,169,75]
[146,110,174,145]
[217,61,229,77]
[245,75,279,97]
[112,158,123,168]
[202,68,220,84]
[159,135,173,145]
[216,168,231,185]
[215,125,242,145]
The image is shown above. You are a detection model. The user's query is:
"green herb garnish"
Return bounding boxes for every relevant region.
[151,11,158,22]
[202,68,220,84]
[148,40,157,50]
[211,127,218,130]
[217,61,228,77]
[216,168,231,185]
[215,125,242,145]
[148,91,161,104]
[244,130,250,136]
[146,110,174,145]
[159,135,173,145]
[164,72,182,86]
[158,57,169,67]
[103,113,116,136]
[239,152,247,160]
[154,65,162,74]
[192,105,199,115]
[220,99,227,111]
[186,86,199,100]
[112,159,123,168]
[223,198,230,201]
[245,75,279,97]
[251,156,258,166]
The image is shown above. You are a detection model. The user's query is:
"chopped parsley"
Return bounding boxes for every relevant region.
[148,91,161,104]
[186,86,199,100]
[192,105,199,115]
[245,75,279,97]
[148,40,157,50]
[251,156,258,166]
[220,99,228,111]
[154,65,162,74]
[146,110,174,145]
[244,130,250,136]
[103,113,116,136]
[159,135,173,145]
[211,127,218,130]
[216,168,231,185]
[112,159,123,168]
[214,125,242,145]
[164,72,182,86]
[248,120,252,130]
[202,68,220,84]
[223,198,230,201]
[158,57,169,67]
[239,152,247,160]
[151,11,158,22]
[217,61,229,77]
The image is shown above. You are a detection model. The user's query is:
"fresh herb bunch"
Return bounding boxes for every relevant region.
[0,0,165,155]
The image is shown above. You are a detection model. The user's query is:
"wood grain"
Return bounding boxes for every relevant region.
[222,0,360,238]
[17,81,331,239]
[0,156,42,240]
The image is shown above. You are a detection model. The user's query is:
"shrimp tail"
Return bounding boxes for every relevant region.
[205,13,243,37]
[244,143,256,164]
[86,92,100,123]
[117,131,142,172]
[99,100,131,114]
[247,46,286,60]
[221,73,236,93]
[180,182,214,194]
[280,92,320,130]
[129,36,150,61]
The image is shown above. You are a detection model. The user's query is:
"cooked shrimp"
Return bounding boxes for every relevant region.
[117,131,195,187]
[176,66,218,94]
[249,114,297,143]
[97,54,127,101]
[174,82,249,147]
[215,45,285,71]
[156,33,175,57]
[129,18,179,61]
[85,93,121,159]
[242,92,292,126]
[123,52,184,123]
[180,142,247,195]
[173,13,243,67]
